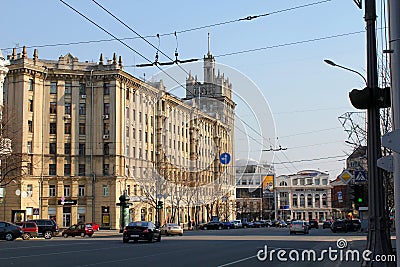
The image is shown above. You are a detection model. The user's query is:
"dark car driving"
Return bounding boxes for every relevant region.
[309,219,319,229]
[123,221,161,243]
[199,221,224,230]
[331,220,361,233]
[0,221,23,241]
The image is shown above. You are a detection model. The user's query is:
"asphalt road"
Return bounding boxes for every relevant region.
[0,227,390,267]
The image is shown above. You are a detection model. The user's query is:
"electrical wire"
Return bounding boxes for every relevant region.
[2,0,332,52]
[59,0,191,96]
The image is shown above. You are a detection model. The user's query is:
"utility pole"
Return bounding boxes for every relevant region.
[386,0,400,265]
[355,1,394,265]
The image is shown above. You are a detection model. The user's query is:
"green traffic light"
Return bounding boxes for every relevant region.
[357,197,363,203]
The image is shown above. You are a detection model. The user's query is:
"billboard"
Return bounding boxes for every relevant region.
[262,175,274,191]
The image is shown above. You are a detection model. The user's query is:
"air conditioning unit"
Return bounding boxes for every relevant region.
[81,94,87,99]
[103,134,109,139]
[103,114,109,119]
[63,114,71,119]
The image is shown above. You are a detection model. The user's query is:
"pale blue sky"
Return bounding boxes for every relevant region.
[1,0,386,179]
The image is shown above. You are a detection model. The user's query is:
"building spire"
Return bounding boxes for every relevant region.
[207,32,211,57]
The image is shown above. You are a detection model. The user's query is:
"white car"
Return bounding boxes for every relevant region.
[230,220,243,228]
[290,220,309,235]
[160,223,183,236]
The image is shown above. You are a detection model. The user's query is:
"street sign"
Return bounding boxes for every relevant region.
[339,170,353,184]
[33,208,40,215]
[338,191,343,203]
[219,152,231,165]
[354,170,367,183]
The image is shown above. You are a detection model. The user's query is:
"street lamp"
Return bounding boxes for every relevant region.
[324,59,367,85]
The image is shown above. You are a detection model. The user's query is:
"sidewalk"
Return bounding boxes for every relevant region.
[94,229,121,237]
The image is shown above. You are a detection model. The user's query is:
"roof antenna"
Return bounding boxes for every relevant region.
[208,32,211,56]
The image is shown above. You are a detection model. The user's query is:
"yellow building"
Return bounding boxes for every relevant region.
[1,46,235,229]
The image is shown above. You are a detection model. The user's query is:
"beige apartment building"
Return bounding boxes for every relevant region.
[1,46,235,229]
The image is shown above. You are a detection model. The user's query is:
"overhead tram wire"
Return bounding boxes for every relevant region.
[58,0,189,95]
[3,0,333,52]
[90,0,197,79]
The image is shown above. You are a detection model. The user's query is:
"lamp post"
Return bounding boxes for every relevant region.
[324,0,394,261]
[324,59,367,85]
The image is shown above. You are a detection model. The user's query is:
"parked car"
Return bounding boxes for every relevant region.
[27,219,59,239]
[309,219,319,229]
[199,221,224,230]
[242,221,254,228]
[122,221,161,243]
[160,223,183,236]
[272,220,288,228]
[322,220,333,229]
[230,220,242,228]
[15,221,38,240]
[290,220,309,235]
[222,221,233,229]
[62,223,94,238]
[86,222,100,231]
[253,221,264,228]
[0,221,23,241]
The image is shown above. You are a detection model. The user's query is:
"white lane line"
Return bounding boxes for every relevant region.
[216,255,258,267]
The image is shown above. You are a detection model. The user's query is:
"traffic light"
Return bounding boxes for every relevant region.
[349,86,390,109]
[350,184,368,209]
[156,201,163,209]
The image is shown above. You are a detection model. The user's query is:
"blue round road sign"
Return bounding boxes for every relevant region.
[220,152,231,164]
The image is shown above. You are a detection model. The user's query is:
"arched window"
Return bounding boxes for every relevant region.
[322,194,327,207]
[307,194,313,207]
[315,194,320,208]
[279,181,288,186]
[300,194,305,207]
[292,194,298,207]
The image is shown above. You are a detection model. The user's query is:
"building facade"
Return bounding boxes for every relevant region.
[275,170,332,221]
[235,159,274,221]
[1,46,235,228]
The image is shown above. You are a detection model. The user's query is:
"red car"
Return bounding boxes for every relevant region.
[62,223,94,237]
[87,222,99,231]
[15,221,38,240]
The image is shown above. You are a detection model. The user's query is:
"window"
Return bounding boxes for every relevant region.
[79,143,85,156]
[29,79,34,91]
[78,185,85,197]
[126,107,129,118]
[65,82,72,94]
[64,185,71,197]
[50,123,56,134]
[104,123,110,135]
[307,194,313,207]
[50,102,57,114]
[28,99,33,112]
[104,143,109,155]
[27,184,33,195]
[64,164,71,176]
[322,194,327,206]
[79,103,86,115]
[27,141,32,154]
[104,103,110,115]
[300,194,305,207]
[79,83,86,95]
[65,123,71,134]
[27,163,33,175]
[103,164,109,175]
[103,185,109,196]
[49,185,56,197]
[49,164,56,176]
[103,83,110,95]
[139,112,142,123]
[50,82,57,94]
[28,120,33,132]
[79,123,86,135]
[292,194,298,207]
[49,142,56,154]
[126,88,129,99]
[78,164,85,176]
[64,143,71,154]
[65,103,71,115]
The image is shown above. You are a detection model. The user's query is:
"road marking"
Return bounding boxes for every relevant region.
[216,255,257,267]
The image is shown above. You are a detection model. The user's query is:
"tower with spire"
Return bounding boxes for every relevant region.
[185,33,235,123]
